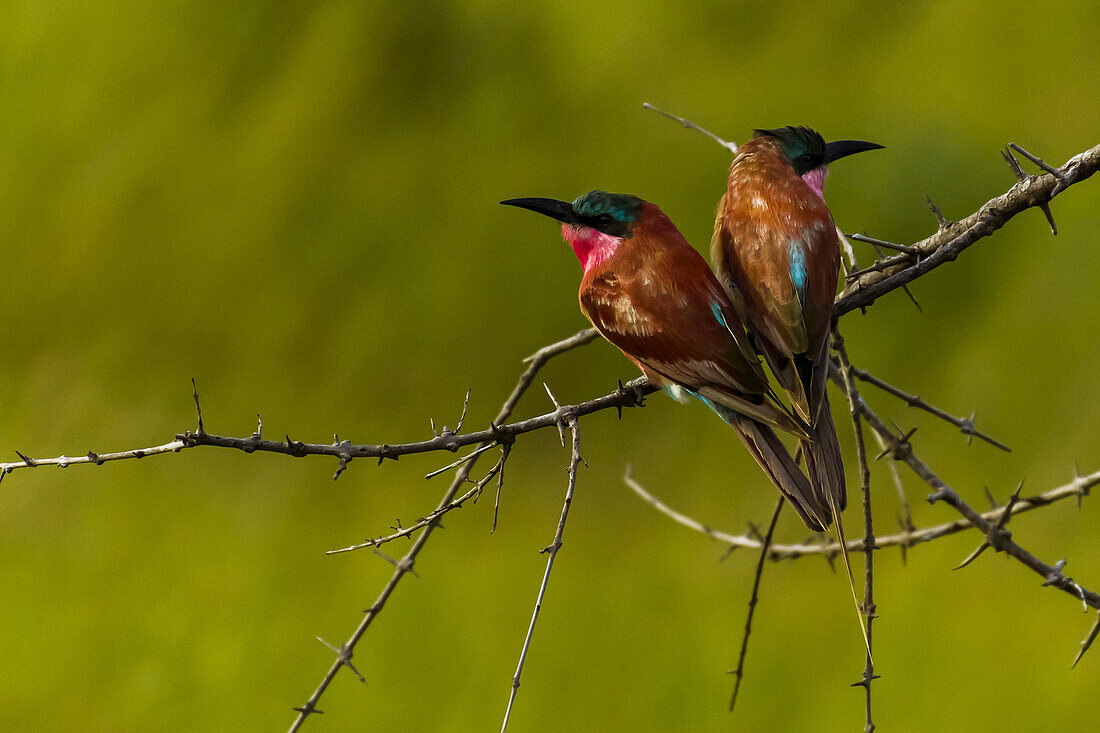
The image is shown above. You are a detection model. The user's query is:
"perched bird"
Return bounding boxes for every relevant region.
[711,126,883,528]
[502,190,831,530]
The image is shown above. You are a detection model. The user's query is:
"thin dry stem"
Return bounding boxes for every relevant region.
[641,102,738,154]
[501,413,582,731]
[625,468,1098,561]
[844,363,1008,450]
[729,498,783,713]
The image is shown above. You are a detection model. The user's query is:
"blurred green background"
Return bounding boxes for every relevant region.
[1,1,1098,730]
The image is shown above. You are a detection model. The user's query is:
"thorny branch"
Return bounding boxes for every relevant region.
[836,143,1100,315]
[501,394,583,732]
[845,364,1009,451]
[626,466,1097,560]
[627,368,1099,689]
[0,371,649,483]
[830,366,1100,610]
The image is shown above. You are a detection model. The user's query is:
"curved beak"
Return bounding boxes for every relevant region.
[824,139,884,164]
[500,197,578,225]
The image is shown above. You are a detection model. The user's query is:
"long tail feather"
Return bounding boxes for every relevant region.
[801,393,847,515]
[830,498,872,662]
[801,395,865,656]
[730,414,831,532]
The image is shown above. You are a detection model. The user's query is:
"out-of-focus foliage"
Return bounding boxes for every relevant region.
[1,1,1097,730]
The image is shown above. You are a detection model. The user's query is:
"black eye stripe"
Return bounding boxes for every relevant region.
[579,212,629,236]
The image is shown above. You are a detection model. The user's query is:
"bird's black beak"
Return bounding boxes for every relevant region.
[500,197,578,225]
[824,139,884,164]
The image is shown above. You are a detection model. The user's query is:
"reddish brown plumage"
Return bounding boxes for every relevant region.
[577,203,794,431]
[711,134,846,519]
[572,201,828,528]
[711,136,839,425]
[505,190,834,530]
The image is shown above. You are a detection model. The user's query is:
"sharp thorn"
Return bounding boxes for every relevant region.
[924,193,951,229]
[954,541,989,570]
[1002,146,1027,182]
[1008,142,1067,182]
[1071,613,1100,668]
[190,377,205,434]
[983,486,999,510]
[1039,202,1058,236]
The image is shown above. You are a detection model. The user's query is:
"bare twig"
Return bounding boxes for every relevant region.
[491,443,512,533]
[523,328,599,363]
[424,443,496,479]
[191,378,205,434]
[842,362,1010,451]
[838,228,859,272]
[729,498,783,713]
[624,465,750,549]
[844,254,916,282]
[924,193,952,230]
[847,232,918,255]
[625,468,1098,560]
[0,441,186,482]
[865,238,922,312]
[871,430,916,563]
[641,102,738,154]
[1008,142,1068,183]
[327,449,509,554]
[502,412,582,731]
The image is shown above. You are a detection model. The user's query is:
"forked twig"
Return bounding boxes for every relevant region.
[288,330,600,731]
[843,362,1009,451]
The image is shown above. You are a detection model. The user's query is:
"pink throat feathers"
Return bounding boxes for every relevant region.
[800,165,829,201]
[561,224,621,272]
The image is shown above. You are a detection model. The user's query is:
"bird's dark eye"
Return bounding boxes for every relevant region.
[596,213,614,228]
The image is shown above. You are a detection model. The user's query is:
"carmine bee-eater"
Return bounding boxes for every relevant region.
[502,190,834,531]
[711,126,883,529]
